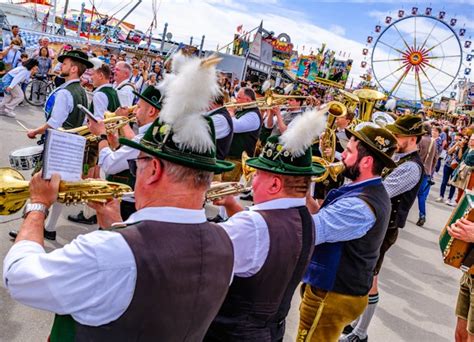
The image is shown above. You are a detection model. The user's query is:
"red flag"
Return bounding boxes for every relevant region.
[236,24,243,33]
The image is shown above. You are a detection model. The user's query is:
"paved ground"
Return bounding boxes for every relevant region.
[0,104,461,341]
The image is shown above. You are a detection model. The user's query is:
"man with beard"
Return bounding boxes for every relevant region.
[8,50,93,241]
[342,115,425,342]
[297,124,398,342]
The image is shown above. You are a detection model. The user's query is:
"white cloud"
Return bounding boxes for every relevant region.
[329,25,346,36]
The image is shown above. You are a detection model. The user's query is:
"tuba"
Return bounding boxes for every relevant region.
[337,89,360,115]
[311,156,345,183]
[0,167,132,216]
[320,101,347,163]
[353,89,386,123]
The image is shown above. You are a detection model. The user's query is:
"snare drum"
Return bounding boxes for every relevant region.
[9,146,44,170]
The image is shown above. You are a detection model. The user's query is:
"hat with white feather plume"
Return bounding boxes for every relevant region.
[246,107,327,176]
[119,55,235,173]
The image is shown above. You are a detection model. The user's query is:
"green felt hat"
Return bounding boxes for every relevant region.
[119,117,234,174]
[246,135,326,176]
[57,50,93,69]
[385,114,425,136]
[134,86,162,110]
[345,125,398,168]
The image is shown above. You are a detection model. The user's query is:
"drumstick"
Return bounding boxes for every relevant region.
[16,120,30,131]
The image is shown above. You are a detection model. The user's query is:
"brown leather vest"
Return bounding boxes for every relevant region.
[75,220,234,342]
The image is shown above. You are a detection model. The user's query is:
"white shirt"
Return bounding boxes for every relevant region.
[7,65,30,88]
[220,197,306,277]
[3,206,207,326]
[91,84,114,119]
[113,79,135,107]
[232,111,260,133]
[98,122,152,175]
[209,113,231,139]
[46,79,80,129]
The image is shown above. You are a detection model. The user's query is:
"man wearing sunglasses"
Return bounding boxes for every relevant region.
[3,111,236,340]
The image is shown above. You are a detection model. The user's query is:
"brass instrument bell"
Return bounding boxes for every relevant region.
[321,101,347,163]
[353,89,385,123]
[311,156,345,183]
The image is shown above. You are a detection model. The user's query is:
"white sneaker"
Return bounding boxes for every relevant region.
[4,111,16,118]
[447,200,457,207]
[444,199,450,204]
[435,197,444,202]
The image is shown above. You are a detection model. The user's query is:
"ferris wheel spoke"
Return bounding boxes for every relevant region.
[372,58,405,63]
[414,15,417,49]
[428,55,462,59]
[389,67,410,96]
[377,40,406,55]
[379,63,408,82]
[419,19,439,51]
[424,34,455,54]
[415,69,423,100]
[418,66,440,95]
[393,23,411,51]
[424,62,457,79]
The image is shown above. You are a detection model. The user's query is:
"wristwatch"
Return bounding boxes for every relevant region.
[22,203,49,219]
[98,134,108,143]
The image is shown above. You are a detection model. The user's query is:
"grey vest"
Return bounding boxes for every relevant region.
[205,206,314,341]
[75,220,234,341]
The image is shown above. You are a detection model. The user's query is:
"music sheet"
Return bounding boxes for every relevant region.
[42,129,86,181]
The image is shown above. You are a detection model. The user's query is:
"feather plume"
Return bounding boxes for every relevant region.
[279,107,327,157]
[170,51,189,74]
[159,55,221,153]
[89,57,104,70]
[284,83,294,95]
[262,79,272,93]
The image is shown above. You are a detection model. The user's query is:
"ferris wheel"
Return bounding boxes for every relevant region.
[362,7,472,102]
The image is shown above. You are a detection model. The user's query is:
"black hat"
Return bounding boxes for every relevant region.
[134,86,162,110]
[385,114,425,136]
[58,50,93,69]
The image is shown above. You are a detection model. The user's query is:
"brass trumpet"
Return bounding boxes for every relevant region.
[0,167,132,216]
[320,101,347,163]
[206,182,252,201]
[311,156,345,183]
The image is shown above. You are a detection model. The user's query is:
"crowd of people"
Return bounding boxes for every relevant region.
[1,25,474,342]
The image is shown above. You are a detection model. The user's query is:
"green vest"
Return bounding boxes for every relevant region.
[89,86,121,115]
[62,81,88,129]
[228,107,262,158]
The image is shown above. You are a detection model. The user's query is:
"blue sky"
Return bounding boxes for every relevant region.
[61,0,474,98]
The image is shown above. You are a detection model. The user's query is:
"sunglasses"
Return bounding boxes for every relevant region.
[128,156,152,177]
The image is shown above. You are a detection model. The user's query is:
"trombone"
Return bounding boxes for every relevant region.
[224,89,309,111]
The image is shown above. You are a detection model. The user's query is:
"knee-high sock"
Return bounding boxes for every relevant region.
[45,202,62,232]
[353,293,379,338]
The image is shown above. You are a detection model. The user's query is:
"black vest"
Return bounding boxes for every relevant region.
[75,220,234,341]
[228,107,262,158]
[332,183,390,295]
[304,178,390,296]
[209,107,234,160]
[206,206,315,341]
[385,151,424,229]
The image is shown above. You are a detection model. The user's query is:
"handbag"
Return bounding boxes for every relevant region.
[450,162,472,189]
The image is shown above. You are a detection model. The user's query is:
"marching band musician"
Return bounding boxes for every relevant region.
[264,90,305,135]
[298,124,398,342]
[8,50,93,241]
[87,86,162,220]
[342,115,425,342]
[113,61,136,108]
[67,59,121,225]
[223,87,262,182]
[205,108,327,341]
[206,90,234,161]
[3,63,236,341]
